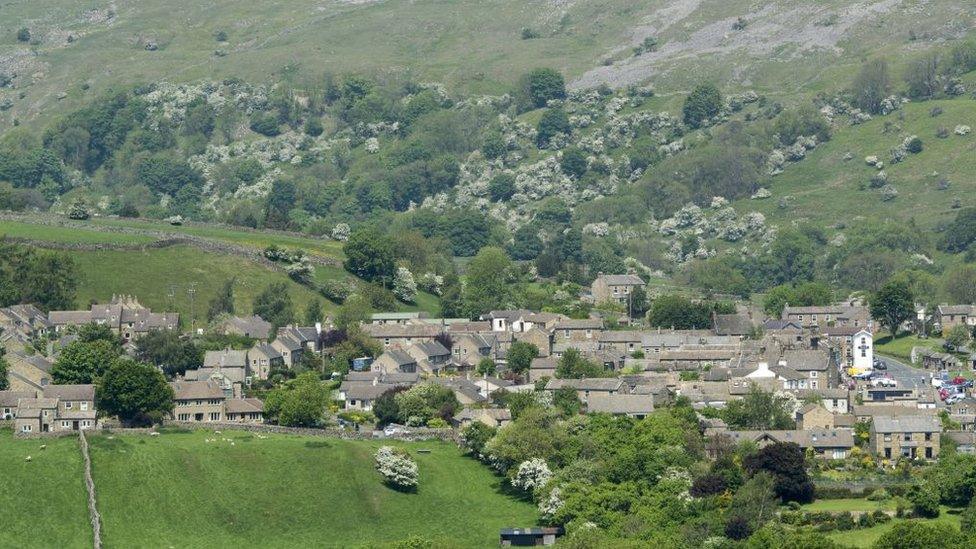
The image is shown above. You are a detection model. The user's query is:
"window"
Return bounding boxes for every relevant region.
[904,433,912,441]
[65,402,73,409]
[925,432,932,441]
[62,421,71,428]
[810,371,818,378]
[81,402,89,411]
[884,434,892,442]
[210,412,221,421]
[564,330,570,338]
[585,329,592,338]
[21,424,31,432]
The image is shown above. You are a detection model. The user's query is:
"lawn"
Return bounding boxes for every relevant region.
[0,430,92,549]
[874,333,942,363]
[827,508,962,548]
[69,245,328,326]
[87,429,537,548]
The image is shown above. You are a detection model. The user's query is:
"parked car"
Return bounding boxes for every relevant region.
[871,376,897,388]
[945,393,965,405]
[854,371,874,381]
[874,361,887,370]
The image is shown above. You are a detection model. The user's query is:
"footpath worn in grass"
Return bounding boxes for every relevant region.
[87,429,536,548]
[0,430,92,549]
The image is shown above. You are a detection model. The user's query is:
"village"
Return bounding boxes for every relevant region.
[3,273,975,467]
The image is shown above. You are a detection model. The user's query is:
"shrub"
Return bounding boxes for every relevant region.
[488,173,516,202]
[683,83,722,128]
[559,147,587,179]
[858,513,876,528]
[512,458,553,493]
[374,446,419,489]
[536,108,570,147]
[249,112,281,136]
[867,488,891,501]
[834,511,855,531]
[905,136,923,153]
[16,28,30,42]
[304,117,324,136]
[482,132,506,160]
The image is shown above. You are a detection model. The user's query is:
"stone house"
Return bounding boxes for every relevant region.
[870,415,941,460]
[586,393,654,419]
[590,274,645,307]
[48,295,178,342]
[247,343,284,380]
[217,315,273,340]
[13,384,96,434]
[598,331,644,355]
[782,303,871,331]
[452,407,512,428]
[271,333,304,367]
[796,404,835,430]
[171,380,226,422]
[6,352,53,393]
[544,378,624,404]
[372,349,419,374]
[513,327,553,358]
[718,429,855,460]
[361,323,441,348]
[553,319,603,343]
[0,390,33,420]
[451,333,494,368]
[404,340,452,374]
[934,304,976,331]
[0,304,53,344]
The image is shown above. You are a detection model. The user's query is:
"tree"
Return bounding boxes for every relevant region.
[16,28,30,42]
[96,358,174,426]
[0,344,8,391]
[476,357,496,378]
[554,348,606,379]
[941,208,976,253]
[393,267,417,303]
[870,279,914,336]
[628,286,649,318]
[908,483,941,518]
[462,247,512,317]
[52,339,121,384]
[343,229,396,284]
[725,472,778,540]
[873,521,970,549]
[488,173,517,202]
[536,108,571,147]
[559,147,587,179]
[743,442,814,504]
[373,387,406,427]
[515,68,567,112]
[552,386,581,416]
[252,282,294,329]
[682,83,722,128]
[647,295,711,329]
[207,278,235,322]
[945,325,971,350]
[943,265,976,304]
[762,282,832,316]
[133,330,203,378]
[374,446,419,490]
[905,52,941,100]
[304,299,324,325]
[722,386,796,430]
[506,342,539,375]
[852,58,892,114]
[271,372,330,427]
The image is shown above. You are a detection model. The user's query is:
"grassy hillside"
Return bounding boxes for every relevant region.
[88,429,536,548]
[0,430,92,549]
[736,98,976,232]
[2,0,972,128]
[69,245,327,326]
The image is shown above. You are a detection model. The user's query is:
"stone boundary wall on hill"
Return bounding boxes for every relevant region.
[78,431,103,549]
[0,211,341,267]
[164,421,458,442]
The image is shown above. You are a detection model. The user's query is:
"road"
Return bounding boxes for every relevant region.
[874,355,930,392]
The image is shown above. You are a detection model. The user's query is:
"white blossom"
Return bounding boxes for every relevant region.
[374,446,418,489]
[512,458,552,492]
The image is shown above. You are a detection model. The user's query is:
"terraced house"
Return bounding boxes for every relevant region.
[48,295,178,341]
[11,384,96,434]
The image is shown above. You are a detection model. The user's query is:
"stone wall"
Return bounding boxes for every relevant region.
[165,421,458,442]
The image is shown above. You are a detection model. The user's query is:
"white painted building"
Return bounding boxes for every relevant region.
[852,330,873,372]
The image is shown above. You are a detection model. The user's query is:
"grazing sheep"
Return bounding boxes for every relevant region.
[25,456,32,462]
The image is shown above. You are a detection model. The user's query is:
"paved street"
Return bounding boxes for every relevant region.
[874,355,930,391]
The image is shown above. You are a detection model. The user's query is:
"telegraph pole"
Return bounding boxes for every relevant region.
[188,283,197,333]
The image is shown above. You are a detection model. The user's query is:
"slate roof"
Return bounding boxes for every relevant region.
[595,274,645,286]
[204,349,248,369]
[872,415,941,433]
[545,378,624,392]
[42,384,95,401]
[553,318,604,330]
[712,314,755,336]
[782,349,830,371]
[170,380,225,401]
[0,390,34,407]
[222,315,273,339]
[225,398,264,414]
[586,393,654,415]
[361,323,442,338]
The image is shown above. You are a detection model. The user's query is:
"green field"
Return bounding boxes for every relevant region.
[87,429,536,548]
[0,431,92,549]
[69,245,328,326]
[874,333,943,363]
[798,498,964,547]
[0,219,155,245]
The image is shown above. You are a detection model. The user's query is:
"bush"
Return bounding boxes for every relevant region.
[16,28,30,43]
[559,147,588,179]
[536,108,570,147]
[512,458,553,493]
[304,117,324,136]
[905,136,923,153]
[834,511,855,531]
[374,446,419,490]
[488,173,516,202]
[683,83,722,128]
[858,513,876,528]
[249,113,281,136]
[867,488,891,501]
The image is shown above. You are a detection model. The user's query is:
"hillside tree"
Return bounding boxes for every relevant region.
[682,83,722,128]
[97,358,175,427]
[870,279,914,336]
[207,278,236,322]
[252,282,295,329]
[851,58,892,114]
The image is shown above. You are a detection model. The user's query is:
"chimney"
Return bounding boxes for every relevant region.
[372,377,378,386]
[315,322,322,335]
